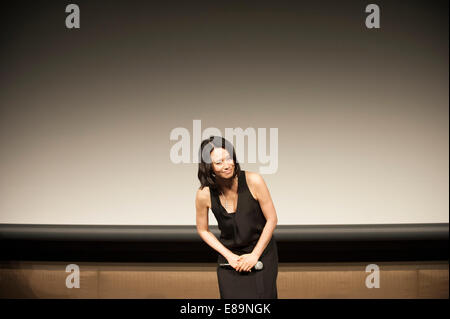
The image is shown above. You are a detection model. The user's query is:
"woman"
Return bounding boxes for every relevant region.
[195,135,279,299]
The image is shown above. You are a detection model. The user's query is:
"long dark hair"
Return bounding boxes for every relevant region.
[197,135,241,195]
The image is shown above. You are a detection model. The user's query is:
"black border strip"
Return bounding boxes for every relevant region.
[0,223,448,262]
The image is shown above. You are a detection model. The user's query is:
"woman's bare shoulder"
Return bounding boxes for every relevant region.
[244,171,264,200]
[245,170,264,186]
[196,186,211,208]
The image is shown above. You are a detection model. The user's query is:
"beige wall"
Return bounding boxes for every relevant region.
[0,261,447,299]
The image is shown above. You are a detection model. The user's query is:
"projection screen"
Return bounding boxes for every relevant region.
[0,0,448,226]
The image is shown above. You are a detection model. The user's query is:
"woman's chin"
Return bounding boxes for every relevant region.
[221,171,233,178]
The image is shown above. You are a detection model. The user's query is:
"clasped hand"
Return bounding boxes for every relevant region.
[235,253,259,272]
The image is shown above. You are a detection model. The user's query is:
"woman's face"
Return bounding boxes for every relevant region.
[210,148,234,179]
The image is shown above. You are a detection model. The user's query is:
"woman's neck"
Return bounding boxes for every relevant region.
[216,175,237,193]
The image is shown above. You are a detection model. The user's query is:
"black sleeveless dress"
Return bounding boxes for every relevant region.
[209,170,278,299]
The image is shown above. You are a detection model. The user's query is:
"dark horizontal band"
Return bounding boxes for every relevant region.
[1,223,447,241]
[0,223,448,262]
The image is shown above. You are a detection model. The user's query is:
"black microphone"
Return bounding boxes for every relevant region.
[219,261,263,271]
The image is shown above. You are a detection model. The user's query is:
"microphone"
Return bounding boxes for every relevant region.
[219,261,264,271]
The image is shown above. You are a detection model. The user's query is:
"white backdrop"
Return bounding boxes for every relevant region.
[0,1,448,225]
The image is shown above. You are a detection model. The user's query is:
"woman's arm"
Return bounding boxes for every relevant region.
[195,188,235,261]
[247,172,278,259]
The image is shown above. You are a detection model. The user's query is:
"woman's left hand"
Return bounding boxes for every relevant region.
[236,253,259,272]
